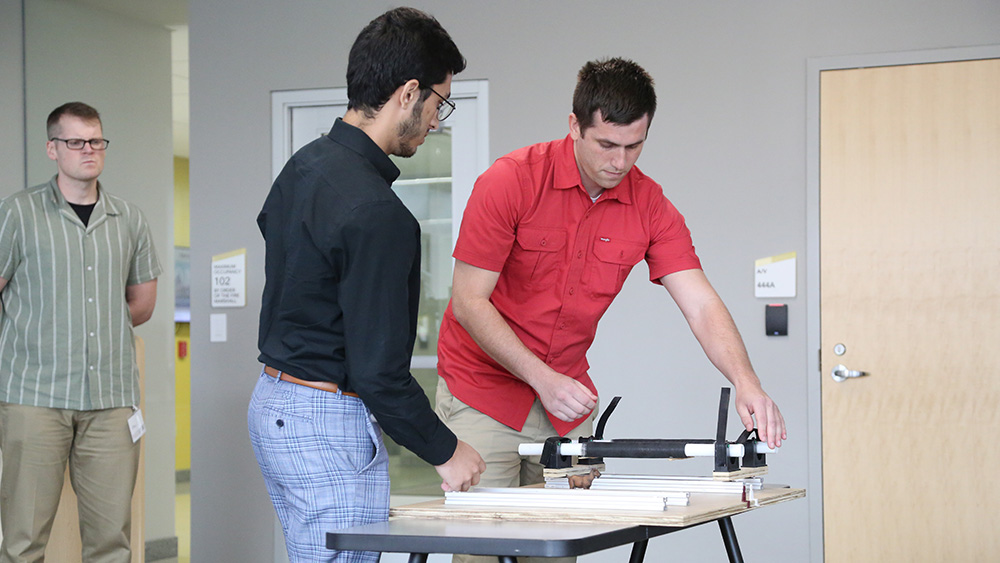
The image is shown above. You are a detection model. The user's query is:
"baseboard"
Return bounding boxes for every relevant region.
[145,536,178,561]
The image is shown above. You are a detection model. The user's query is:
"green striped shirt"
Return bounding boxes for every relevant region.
[0,176,161,410]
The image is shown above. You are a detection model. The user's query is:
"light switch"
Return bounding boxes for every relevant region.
[210,313,227,342]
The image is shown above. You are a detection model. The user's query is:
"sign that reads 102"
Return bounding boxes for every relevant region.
[212,249,246,308]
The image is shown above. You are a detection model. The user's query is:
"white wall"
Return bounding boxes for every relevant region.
[188,1,1000,561]
[9,0,178,548]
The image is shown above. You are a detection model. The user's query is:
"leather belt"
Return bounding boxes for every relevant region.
[263,365,359,398]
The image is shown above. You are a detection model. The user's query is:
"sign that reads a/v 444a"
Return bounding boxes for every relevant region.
[754,251,796,298]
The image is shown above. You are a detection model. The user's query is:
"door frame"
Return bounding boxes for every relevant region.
[805,44,1000,562]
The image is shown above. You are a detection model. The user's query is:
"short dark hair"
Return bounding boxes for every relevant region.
[347,7,466,117]
[572,58,656,133]
[47,102,102,139]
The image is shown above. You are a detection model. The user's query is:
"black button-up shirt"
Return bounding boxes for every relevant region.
[257,118,456,465]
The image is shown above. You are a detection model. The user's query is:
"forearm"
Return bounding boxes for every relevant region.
[663,270,784,444]
[686,296,762,391]
[452,296,556,387]
[128,303,151,326]
[125,279,157,326]
[450,260,596,422]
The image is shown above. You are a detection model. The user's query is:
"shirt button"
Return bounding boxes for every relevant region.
[568,287,575,295]
[560,323,566,329]
[89,332,95,337]
[540,239,547,246]
[89,366,94,371]
[577,251,583,259]
[87,266,93,271]
[88,298,94,303]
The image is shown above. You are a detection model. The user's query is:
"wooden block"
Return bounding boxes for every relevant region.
[712,466,768,481]
[543,463,605,479]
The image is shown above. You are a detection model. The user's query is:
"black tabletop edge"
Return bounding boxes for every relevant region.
[327,524,681,557]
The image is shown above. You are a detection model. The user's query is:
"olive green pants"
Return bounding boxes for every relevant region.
[0,403,139,563]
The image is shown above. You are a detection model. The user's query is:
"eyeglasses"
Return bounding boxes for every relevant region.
[50,138,110,150]
[424,86,456,121]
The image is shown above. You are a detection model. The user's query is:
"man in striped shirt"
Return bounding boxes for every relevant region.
[0,102,161,563]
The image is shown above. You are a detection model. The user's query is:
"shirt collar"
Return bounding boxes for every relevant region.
[327,118,401,185]
[45,175,120,217]
[550,135,633,205]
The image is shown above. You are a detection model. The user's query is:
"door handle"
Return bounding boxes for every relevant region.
[831,364,868,383]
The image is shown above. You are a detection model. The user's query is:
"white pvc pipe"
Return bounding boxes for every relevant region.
[516,441,776,457]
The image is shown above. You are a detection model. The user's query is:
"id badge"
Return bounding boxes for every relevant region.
[128,407,146,443]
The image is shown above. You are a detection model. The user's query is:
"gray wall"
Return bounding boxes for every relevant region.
[0,0,25,198]
[1,0,177,547]
[188,1,1000,561]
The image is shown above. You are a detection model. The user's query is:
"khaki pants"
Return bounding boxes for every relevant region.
[435,379,596,563]
[0,403,139,563]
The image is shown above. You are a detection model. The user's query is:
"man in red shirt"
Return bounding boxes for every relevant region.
[436,58,785,539]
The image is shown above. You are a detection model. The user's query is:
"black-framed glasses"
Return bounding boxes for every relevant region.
[424,86,456,121]
[50,138,110,150]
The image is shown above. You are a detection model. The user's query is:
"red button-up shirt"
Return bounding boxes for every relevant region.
[438,135,701,435]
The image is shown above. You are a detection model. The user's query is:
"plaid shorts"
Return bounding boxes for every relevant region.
[248,370,389,562]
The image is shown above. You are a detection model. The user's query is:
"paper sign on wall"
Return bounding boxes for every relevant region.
[211,249,246,308]
[755,252,796,298]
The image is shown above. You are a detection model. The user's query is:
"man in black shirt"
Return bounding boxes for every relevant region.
[250,8,485,562]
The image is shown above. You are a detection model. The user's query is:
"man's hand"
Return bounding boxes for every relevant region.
[529,369,597,423]
[734,384,786,449]
[434,439,486,492]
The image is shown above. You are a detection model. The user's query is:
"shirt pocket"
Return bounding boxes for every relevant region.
[588,239,646,297]
[508,227,567,289]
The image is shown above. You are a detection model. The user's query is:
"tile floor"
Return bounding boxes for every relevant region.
[153,481,189,563]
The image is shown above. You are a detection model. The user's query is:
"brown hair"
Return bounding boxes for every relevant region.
[572,58,656,134]
[47,102,102,139]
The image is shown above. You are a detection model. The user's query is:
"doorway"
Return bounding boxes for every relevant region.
[808,50,1000,561]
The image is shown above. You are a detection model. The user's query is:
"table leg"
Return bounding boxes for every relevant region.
[407,554,428,563]
[717,517,744,563]
[628,539,649,563]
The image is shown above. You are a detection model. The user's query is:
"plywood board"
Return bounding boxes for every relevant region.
[392,485,804,528]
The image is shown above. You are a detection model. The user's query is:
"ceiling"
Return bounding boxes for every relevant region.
[73,0,190,158]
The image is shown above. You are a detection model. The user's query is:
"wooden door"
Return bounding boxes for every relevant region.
[820,59,1000,561]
